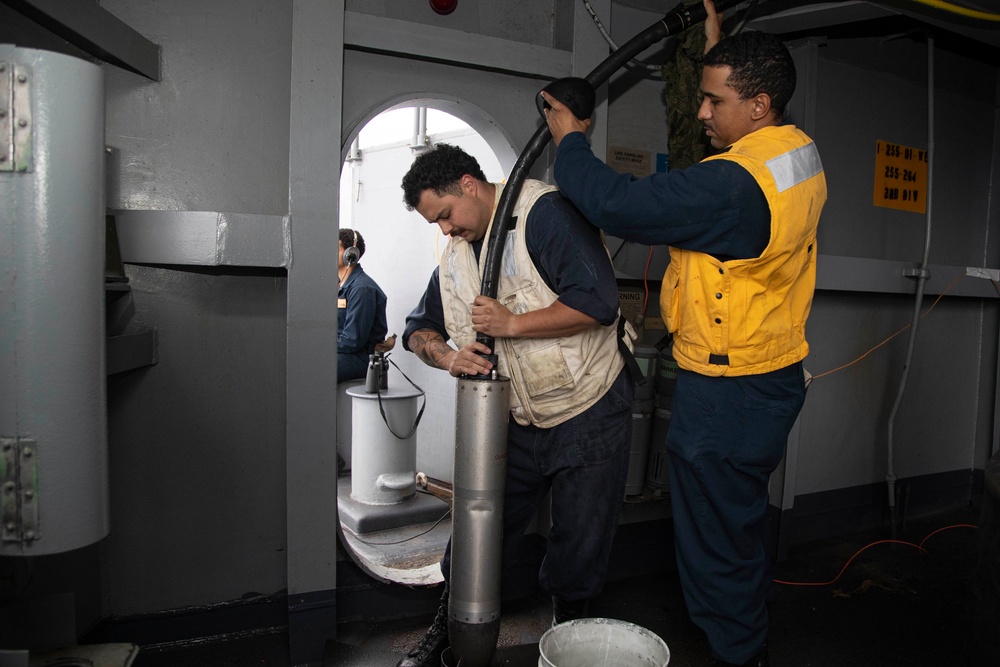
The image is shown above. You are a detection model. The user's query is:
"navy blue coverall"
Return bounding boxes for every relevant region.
[338,265,388,383]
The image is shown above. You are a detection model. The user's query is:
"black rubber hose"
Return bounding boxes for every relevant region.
[474,0,743,364]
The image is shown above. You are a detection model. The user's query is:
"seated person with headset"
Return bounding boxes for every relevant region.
[337,228,389,383]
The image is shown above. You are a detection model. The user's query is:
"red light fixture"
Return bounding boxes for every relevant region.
[429,0,457,15]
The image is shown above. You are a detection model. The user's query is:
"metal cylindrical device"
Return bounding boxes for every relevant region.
[346,384,423,506]
[625,411,652,497]
[0,47,107,556]
[655,347,678,409]
[633,345,658,404]
[449,375,510,666]
[646,408,672,494]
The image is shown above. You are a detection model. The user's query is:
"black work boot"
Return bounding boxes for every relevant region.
[551,596,589,627]
[397,587,450,667]
[714,644,769,667]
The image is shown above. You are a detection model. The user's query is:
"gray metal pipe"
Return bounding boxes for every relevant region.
[412,106,427,150]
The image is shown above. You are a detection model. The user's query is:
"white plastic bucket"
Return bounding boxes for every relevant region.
[538,618,670,667]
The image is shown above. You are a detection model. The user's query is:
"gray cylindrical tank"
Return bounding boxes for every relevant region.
[346,384,423,505]
[655,346,678,410]
[625,411,652,497]
[0,47,107,555]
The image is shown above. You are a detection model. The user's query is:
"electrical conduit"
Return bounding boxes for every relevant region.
[886,36,935,540]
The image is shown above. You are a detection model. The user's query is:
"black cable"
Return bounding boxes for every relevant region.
[610,238,629,262]
[473,0,744,366]
[374,355,426,440]
[352,506,453,546]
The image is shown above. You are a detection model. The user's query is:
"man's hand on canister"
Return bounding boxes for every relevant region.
[408,328,493,378]
[450,341,495,378]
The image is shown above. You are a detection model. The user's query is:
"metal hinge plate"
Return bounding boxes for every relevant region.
[1,437,40,543]
[0,62,10,170]
[0,62,32,173]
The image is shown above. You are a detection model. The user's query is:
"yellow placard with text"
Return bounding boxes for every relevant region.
[873,140,927,214]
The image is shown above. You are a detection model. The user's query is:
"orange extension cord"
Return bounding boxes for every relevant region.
[809,272,1000,382]
[774,523,978,587]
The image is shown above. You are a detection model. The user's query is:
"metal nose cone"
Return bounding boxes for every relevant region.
[446,617,501,666]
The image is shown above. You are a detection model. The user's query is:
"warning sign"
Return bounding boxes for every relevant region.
[618,288,645,326]
[873,140,927,214]
[608,146,652,178]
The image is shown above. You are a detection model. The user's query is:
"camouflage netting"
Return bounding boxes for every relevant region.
[661,0,713,171]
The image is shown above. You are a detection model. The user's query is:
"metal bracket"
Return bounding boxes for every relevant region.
[1,437,40,543]
[0,62,11,171]
[966,266,1000,282]
[0,62,32,173]
[12,64,32,172]
[902,267,931,279]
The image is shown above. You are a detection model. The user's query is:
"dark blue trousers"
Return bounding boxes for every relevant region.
[338,350,369,384]
[443,367,634,602]
[667,362,805,665]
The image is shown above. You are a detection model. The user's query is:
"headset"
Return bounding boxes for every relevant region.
[343,228,361,266]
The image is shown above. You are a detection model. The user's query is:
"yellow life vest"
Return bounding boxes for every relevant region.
[659,124,826,377]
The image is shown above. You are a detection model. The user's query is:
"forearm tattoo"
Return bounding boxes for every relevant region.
[409,329,454,370]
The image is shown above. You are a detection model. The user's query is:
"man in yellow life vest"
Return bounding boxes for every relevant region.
[542,2,826,665]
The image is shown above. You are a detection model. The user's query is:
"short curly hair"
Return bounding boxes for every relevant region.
[401,143,488,211]
[339,228,365,258]
[704,30,796,121]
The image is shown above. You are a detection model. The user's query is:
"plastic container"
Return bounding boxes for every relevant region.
[538,618,670,667]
